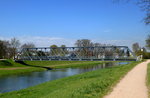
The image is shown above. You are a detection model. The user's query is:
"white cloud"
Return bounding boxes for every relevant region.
[0,36,76,47]
[0,36,145,49]
[103,29,111,33]
[93,39,145,49]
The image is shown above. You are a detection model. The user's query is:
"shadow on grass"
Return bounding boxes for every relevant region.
[0,60,13,66]
[15,61,52,70]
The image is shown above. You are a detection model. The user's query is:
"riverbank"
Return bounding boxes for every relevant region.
[0,59,26,68]
[0,60,104,77]
[0,61,140,98]
[0,60,44,77]
[24,60,104,68]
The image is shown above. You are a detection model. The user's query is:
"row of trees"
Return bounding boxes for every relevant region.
[1,37,149,59]
[0,38,35,59]
[48,39,130,58]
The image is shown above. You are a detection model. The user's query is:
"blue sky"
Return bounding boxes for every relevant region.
[0,0,149,48]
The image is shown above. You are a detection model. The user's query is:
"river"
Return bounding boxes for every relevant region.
[0,62,130,93]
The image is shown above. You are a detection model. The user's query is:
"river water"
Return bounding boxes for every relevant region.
[0,62,130,93]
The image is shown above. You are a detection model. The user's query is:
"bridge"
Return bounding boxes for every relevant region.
[16,46,137,61]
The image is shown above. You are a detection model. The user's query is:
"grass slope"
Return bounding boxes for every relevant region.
[0,59,26,68]
[24,61,103,68]
[0,68,46,77]
[0,60,103,77]
[0,61,140,98]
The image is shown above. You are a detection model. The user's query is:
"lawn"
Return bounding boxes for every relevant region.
[0,61,140,98]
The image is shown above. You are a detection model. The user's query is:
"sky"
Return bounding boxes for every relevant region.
[0,0,149,48]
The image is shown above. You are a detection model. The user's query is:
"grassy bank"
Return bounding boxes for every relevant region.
[0,61,140,98]
[147,63,150,97]
[0,59,26,68]
[24,60,103,68]
[0,60,103,77]
[0,60,46,77]
[0,68,46,77]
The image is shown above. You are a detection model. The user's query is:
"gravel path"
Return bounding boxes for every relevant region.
[104,60,150,98]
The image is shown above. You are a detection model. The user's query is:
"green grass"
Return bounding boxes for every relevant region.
[24,61,89,66]
[0,60,104,77]
[147,63,150,98]
[0,68,46,77]
[0,60,45,77]
[0,59,26,68]
[0,60,103,68]
[0,61,140,98]
[24,61,103,68]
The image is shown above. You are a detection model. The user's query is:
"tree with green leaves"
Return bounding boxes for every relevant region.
[0,40,7,59]
[50,45,59,56]
[60,45,68,56]
[146,35,150,49]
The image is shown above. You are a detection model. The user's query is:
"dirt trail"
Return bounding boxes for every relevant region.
[0,67,30,70]
[104,60,150,98]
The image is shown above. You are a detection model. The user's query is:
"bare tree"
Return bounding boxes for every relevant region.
[21,43,35,49]
[75,39,93,47]
[132,42,140,53]
[137,0,150,24]
[10,38,21,59]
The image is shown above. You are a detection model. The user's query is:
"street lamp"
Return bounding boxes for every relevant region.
[141,48,143,60]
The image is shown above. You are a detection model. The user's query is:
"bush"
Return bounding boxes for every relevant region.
[143,52,150,59]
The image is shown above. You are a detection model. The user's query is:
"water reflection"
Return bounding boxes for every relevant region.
[0,62,130,93]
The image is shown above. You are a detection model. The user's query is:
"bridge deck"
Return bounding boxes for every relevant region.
[16,58,136,61]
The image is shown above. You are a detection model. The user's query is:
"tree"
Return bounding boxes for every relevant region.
[132,42,140,55]
[60,45,66,48]
[21,43,35,49]
[50,45,59,56]
[146,35,150,49]
[137,0,150,25]
[60,45,68,56]
[0,40,13,59]
[75,39,93,47]
[3,41,13,59]
[37,51,46,56]
[75,39,94,57]
[10,38,21,59]
[0,40,7,59]
[21,43,36,57]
